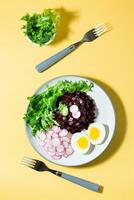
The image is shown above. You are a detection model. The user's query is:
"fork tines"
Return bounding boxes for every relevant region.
[21,156,36,169]
[94,23,109,37]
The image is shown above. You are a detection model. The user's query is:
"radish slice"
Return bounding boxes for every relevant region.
[52,133,58,138]
[63,141,69,148]
[48,151,56,156]
[53,155,61,160]
[67,132,72,139]
[57,145,64,153]
[47,130,54,136]
[39,140,45,146]
[47,145,56,156]
[63,153,69,158]
[44,138,51,144]
[62,137,70,143]
[58,151,65,156]
[59,129,68,137]
[39,133,46,140]
[70,105,79,113]
[52,126,60,133]
[66,145,74,155]
[44,143,50,151]
[52,138,61,147]
[46,134,51,140]
[72,111,81,119]
[48,145,55,153]
[55,152,60,156]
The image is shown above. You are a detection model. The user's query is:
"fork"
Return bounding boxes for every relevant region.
[36,23,108,72]
[21,156,102,192]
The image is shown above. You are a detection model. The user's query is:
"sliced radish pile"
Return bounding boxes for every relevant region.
[38,126,74,160]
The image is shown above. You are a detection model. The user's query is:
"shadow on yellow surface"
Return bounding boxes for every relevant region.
[51,7,79,45]
[77,78,127,168]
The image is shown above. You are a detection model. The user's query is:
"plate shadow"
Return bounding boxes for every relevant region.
[74,77,127,168]
[51,7,79,45]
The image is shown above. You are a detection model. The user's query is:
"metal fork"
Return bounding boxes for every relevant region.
[21,156,102,192]
[36,23,108,72]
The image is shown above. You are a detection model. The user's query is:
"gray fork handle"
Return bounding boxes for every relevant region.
[61,172,101,192]
[36,42,82,73]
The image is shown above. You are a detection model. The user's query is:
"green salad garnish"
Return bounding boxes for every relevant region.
[58,102,69,116]
[21,9,60,46]
[24,80,93,136]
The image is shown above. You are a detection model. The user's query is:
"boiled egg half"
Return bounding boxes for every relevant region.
[71,132,90,154]
[88,122,106,145]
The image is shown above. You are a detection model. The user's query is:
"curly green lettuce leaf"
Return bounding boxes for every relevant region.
[21,9,60,46]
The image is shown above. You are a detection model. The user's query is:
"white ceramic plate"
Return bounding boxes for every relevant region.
[25,75,116,166]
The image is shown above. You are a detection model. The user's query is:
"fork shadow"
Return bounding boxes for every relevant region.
[75,77,127,168]
[51,7,79,45]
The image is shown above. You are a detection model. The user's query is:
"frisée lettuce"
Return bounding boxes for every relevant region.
[21,9,60,46]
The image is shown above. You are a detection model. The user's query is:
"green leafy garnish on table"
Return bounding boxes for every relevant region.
[24,80,94,136]
[21,9,60,46]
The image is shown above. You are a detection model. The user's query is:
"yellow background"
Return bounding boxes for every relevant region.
[0,0,134,199]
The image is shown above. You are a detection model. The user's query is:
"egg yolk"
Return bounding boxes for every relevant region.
[77,136,88,149]
[89,127,100,140]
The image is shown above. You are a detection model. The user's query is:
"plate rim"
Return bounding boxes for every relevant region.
[25,75,116,166]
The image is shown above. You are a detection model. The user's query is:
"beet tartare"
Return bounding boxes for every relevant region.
[55,91,96,133]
